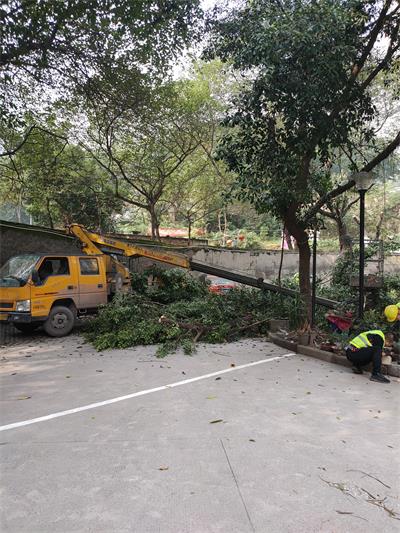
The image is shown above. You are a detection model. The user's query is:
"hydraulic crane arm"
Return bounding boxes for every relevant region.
[68,224,191,269]
[68,224,339,309]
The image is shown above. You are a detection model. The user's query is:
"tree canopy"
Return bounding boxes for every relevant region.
[0,0,201,152]
[206,0,400,314]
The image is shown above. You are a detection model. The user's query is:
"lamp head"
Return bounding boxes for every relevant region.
[352,171,375,191]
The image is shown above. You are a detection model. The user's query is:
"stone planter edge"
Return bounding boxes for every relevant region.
[269,333,400,378]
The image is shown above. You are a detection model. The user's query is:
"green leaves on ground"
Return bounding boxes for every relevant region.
[84,267,303,356]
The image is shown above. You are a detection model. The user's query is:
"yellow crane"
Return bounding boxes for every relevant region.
[0,223,338,337]
[0,224,192,337]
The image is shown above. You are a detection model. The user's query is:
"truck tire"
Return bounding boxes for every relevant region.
[14,323,41,334]
[43,306,75,337]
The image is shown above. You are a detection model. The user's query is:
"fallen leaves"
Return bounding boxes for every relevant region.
[209,419,223,424]
[321,476,400,521]
[346,470,391,489]
[158,466,169,471]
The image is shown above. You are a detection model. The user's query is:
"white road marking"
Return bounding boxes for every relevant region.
[0,353,295,432]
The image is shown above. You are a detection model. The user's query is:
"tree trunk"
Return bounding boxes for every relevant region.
[337,218,352,252]
[188,218,192,245]
[284,227,293,250]
[16,191,22,223]
[46,198,54,229]
[375,211,385,240]
[278,227,285,286]
[285,214,311,323]
[222,208,227,246]
[149,205,160,241]
[296,237,311,321]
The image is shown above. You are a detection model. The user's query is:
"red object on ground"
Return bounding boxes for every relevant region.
[326,312,353,332]
[207,276,237,294]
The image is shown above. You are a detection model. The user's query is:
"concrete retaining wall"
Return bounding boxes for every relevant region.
[2,220,399,279]
[192,247,400,280]
[0,220,79,266]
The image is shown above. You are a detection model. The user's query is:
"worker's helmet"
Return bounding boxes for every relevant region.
[384,305,399,323]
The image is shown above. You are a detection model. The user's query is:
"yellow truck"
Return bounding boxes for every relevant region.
[0,223,338,337]
[0,224,190,337]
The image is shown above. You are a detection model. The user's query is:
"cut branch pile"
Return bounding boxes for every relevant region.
[84,267,303,357]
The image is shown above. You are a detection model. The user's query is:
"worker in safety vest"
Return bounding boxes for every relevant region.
[345,330,390,383]
[384,303,400,324]
[384,302,400,355]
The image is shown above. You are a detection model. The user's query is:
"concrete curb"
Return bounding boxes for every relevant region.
[269,333,400,378]
[268,333,298,352]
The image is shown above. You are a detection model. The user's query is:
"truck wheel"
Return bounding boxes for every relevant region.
[44,306,75,337]
[14,323,41,334]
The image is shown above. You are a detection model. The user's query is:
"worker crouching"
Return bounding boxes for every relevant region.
[384,303,400,356]
[345,330,390,383]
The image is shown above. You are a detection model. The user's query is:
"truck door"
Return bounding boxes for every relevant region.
[78,257,107,308]
[32,257,78,316]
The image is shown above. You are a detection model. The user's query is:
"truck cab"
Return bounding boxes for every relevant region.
[0,253,126,336]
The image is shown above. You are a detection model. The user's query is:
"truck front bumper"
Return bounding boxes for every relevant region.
[1,312,45,324]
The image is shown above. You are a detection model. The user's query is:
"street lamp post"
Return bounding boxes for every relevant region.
[353,171,375,320]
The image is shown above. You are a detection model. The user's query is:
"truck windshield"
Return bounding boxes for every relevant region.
[0,254,40,287]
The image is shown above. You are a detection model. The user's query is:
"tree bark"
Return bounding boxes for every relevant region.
[375,211,385,240]
[46,198,54,229]
[149,205,160,241]
[337,218,352,252]
[284,213,311,322]
[284,227,293,250]
[188,218,192,245]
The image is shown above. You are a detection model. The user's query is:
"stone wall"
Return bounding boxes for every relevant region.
[2,220,399,280]
[0,220,79,266]
[192,248,336,280]
[191,247,400,280]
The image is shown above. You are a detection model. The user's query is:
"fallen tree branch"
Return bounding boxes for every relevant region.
[228,317,270,336]
[159,315,207,337]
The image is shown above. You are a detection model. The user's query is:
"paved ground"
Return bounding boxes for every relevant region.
[0,333,399,533]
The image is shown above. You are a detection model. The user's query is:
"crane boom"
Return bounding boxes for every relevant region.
[68,224,339,309]
[68,224,191,269]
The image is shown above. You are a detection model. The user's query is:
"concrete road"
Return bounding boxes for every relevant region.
[0,335,399,532]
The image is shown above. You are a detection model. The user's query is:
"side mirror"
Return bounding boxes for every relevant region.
[31,270,40,285]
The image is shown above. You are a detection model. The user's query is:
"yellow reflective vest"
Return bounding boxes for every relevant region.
[350,330,385,349]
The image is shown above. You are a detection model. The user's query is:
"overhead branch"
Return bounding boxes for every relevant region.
[304,130,400,222]
[360,22,400,90]
[351,1,393,79]
[362,130,400,171]
[0,126,35,157]
[307,1,394,153]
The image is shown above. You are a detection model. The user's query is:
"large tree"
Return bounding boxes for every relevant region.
[81,87,200,239]
[0,0,201,155]
[207,0,400,317]
[0,126,121,230]
[165,147,229,241]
